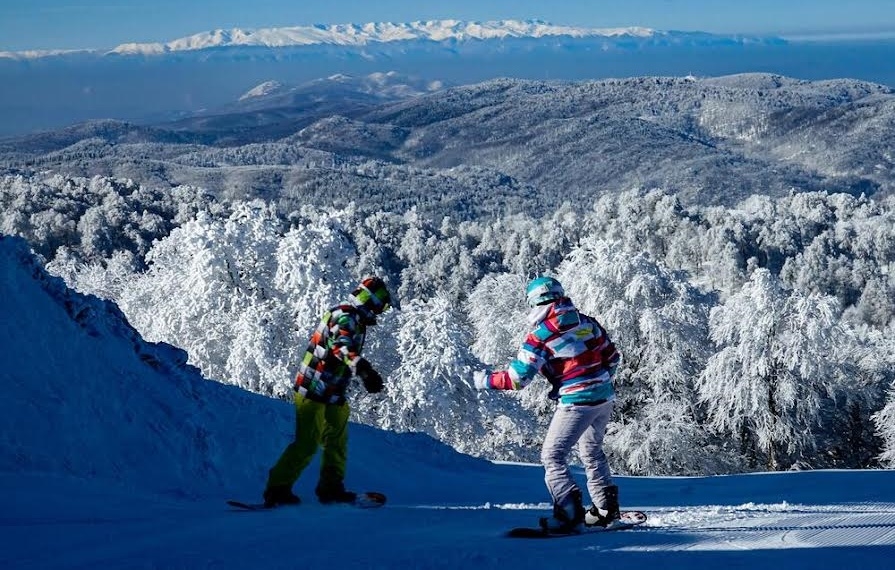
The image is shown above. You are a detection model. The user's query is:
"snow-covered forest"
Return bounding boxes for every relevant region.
[3,170,893,474]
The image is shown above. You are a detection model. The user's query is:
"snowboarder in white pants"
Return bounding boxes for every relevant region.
[542,399,618,531]
[474,276,622,533]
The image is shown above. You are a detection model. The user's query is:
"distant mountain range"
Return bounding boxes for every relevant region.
[0,20,892,138]
[0,20,780,59]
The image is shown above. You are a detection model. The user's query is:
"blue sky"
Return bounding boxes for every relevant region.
[2,0,895,51]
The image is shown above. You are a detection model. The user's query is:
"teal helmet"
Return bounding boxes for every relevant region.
[525,276,565,307]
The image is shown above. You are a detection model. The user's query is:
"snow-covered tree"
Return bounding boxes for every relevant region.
[115,202,287,387]
[224,301,293,395]
[558,236,726,475]
[359,295,485,452]
[609,396,720,475]
[46,247,139,302]
[0,173,218,266]
[867,327,895,467]
[274,207,358,335]
[875,385,895,468]
[466,273,527,365]
[9,155,894,472]
[697,269,855,470]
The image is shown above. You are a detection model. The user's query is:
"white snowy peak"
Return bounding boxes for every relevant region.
[238,80,286,101]
[0,20,784,59]
[0,48,92,60]
[109,20,659,55]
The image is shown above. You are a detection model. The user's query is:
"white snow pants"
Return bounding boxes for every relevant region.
[541,399,615,509]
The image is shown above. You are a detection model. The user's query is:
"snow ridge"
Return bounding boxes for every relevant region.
[238,80,285,101]
[0,48,92,60]
[109,20,658,55]
[0,20,785,60]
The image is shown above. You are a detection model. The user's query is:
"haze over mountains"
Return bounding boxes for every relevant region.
[2,19,894,137]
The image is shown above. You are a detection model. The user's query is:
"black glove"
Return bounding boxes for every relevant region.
[355,358,384,394]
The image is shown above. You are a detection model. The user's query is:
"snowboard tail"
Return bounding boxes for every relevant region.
[227,491,386,511]
[507,510,646,538]
[353,491,388,509]
[226,500,272,511]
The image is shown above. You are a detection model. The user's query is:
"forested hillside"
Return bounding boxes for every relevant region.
[3,74,893,220]
[3,169,893,474]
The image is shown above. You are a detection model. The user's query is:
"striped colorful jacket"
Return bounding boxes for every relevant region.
[484,298,620,405]
[294,303,369,405]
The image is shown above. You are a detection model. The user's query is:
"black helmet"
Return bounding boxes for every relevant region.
[349,276,393,315]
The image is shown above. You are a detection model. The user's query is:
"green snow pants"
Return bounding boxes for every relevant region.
[265,392,350,492]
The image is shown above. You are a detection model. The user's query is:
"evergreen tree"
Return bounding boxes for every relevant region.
[874,385,895,468]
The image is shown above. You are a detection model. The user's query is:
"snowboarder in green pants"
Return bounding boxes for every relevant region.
[264,276,393,507]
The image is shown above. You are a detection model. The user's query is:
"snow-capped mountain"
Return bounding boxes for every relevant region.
[0,20,778,60]
[238,80,285,101]
[0,48,92,60]
[0,19,891,138]
[108,20,665,55]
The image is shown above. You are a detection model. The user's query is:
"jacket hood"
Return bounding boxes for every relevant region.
[526,297,576,327]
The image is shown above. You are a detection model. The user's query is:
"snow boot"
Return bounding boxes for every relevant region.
[315,479,357,504]
[585,484,620,527]
[262,485,301,508]
[539,488,585,534]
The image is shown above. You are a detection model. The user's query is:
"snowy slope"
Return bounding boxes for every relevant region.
[1,234,894,569]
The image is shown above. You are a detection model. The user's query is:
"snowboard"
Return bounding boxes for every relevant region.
[227,491,387,511]
[507,510,647,538]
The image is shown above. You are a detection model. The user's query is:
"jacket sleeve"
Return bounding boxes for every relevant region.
[485,328,550,391]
